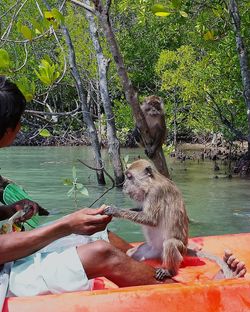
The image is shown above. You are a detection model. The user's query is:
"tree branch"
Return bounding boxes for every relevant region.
[70,0,96,13]
[206,91,247,141]
[25,105,80,116]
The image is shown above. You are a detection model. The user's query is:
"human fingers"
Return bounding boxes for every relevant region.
[78,207,103,215]
[88,205,109,215]
[98,204,109,213]
[79,206,109,216]
[83,223,109,235]
[85,213,112,224]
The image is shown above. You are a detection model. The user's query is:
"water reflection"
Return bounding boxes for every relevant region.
[1,146,250,242]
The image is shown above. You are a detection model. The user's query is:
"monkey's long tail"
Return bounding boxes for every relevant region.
[162,239,184,276]
[187,249,234,279]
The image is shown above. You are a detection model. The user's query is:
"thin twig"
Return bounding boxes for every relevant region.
[14,42,28,72]
[25,105,80,116]
[88,185,114,207]
[78,159,115,185]
[1,0,29,41]
[77,158,117,207]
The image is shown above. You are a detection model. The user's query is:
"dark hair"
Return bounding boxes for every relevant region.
[0,76,26,140]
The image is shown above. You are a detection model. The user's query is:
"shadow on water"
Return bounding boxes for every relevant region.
[1,146,250,242]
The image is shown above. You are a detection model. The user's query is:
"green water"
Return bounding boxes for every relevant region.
[1,146,250,242]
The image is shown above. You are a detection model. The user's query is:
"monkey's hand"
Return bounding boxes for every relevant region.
[103,206,120,217]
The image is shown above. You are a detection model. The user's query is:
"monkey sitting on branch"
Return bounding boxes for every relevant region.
[133,95,167,158]
[103,159,235,281]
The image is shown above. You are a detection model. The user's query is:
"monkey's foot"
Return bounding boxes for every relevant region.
[154,268,173,281]
[214,250,247,280]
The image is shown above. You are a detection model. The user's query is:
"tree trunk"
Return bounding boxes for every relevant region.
[92,0,170,178]
[85,1,124,186]
[229,0,250,159]
[62,26,106,184]
[95,80,103,143]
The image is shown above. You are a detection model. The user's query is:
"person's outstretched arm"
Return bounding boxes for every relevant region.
[0,207,111,264]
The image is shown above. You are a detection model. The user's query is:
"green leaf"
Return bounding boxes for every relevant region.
[34,69,51,84]
[16,21,22,33]
[51,8,65,24]
[212,8,221,17]
[172,0,182,9]
[76,183,83,189]
[44,11,55,21]
[63,178,73,186]
[67,187,75,197]
[151,4,171,17]
[179,11,188,17]
[44,9,64,28]
[80,187,89,197]
[35,58,60,85]
[24,93,33,101]
[203,30,214,41]
[124,155,129,163]
[16,78,35,102]
[39,129,51,137]
[20,25,33,40]
[0,49,10,71]
[30,18,44,35]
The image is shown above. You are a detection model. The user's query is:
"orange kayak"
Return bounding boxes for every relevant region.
[3,233,250,312]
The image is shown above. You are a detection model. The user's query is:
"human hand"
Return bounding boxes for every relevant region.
[9,199,49,222]
[65,205,112,235]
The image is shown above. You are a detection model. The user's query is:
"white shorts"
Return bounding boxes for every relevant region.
[8,230,109,297]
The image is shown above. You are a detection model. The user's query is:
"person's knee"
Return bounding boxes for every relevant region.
[77,240,124,279]
[77,240,121,264]
[91,240,119,262]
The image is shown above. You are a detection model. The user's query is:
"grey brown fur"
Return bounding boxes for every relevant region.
[135,95,167,157]
[104,159,234,279]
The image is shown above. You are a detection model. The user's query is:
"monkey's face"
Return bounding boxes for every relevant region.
[123,160,153,203]
[142,101,163,117]
[123,172,146,203]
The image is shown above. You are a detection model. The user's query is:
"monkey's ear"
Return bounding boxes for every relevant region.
[144,166,153,177]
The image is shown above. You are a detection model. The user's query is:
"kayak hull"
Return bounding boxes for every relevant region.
[4,232,250,312]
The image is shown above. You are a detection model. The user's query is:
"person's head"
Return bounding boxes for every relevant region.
[0,76,26,147]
